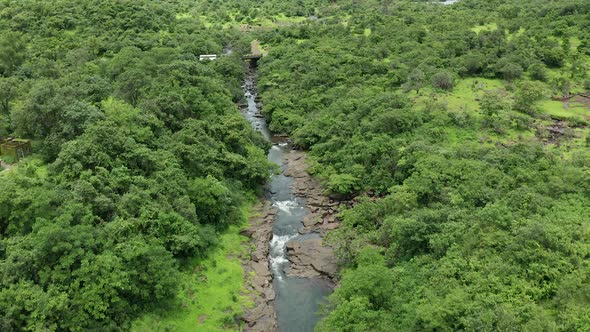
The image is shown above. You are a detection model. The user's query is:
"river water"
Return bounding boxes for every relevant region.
[242,71,333,331]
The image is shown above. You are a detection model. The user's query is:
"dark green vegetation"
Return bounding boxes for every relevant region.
[1,0,590,331]
[254,0,590,330]
[0,1,274,330]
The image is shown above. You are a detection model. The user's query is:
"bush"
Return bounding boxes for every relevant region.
[529,62,548,82]
[514,81,546,114]
[431,71,454,90]
[500,63,523,81]
[328,173,360,195]
[0,155,15,164]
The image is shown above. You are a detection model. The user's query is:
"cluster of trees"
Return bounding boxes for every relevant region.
[0,0,273,330]
[255,0,590,330]
[1,0,589,329]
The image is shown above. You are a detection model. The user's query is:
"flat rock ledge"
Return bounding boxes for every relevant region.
[240,200,277,332]
[283,150,344,280]
[283,150,345,236]
[286,238,338,279]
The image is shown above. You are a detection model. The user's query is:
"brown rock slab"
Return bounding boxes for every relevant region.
[286,238,338,279]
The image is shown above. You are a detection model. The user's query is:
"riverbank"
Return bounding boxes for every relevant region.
[240,200,278,331]
[131,203,255,332]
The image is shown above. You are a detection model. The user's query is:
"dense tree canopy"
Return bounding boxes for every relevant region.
[1,0,589,330]
[253,0,590,330]
[0,0,273,330]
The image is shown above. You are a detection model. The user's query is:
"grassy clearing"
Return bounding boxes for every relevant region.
[409,78,550,148]
[0,155,46,176]
[411,78,504,114]
[131,204,255,332]
[445,78,504,112]
[175,13,192,20]
[471,22,498,34]
[539,99,590,123]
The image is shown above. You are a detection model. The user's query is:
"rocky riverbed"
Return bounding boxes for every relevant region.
[240,201,278,331]
[239,67,343,331]
[240,150,343,331]
[283,150,341,280]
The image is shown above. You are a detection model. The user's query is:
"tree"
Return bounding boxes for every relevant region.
[0,32,26,76]
[404,68,425,93]
[0,77,18,136]
[500,62,523,81]
[570,56,589,79]
[0,77,18,114]
[480,90,511,133]
[514,81,546,114]
[529,62,548,82]
[463,53,484,76]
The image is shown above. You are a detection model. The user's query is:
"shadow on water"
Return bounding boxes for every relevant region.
[242,70,333,331]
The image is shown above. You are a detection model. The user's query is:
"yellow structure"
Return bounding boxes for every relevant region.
[0,138,31,161]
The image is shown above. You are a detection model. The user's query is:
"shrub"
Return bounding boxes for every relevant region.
[431,71,454,90]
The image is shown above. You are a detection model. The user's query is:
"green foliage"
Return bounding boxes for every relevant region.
[0,1,274,330]
[131,222,252,332]
[514,81,546,114]
[1,0,589,330]
[529,62,549,82]
[404,69,426,93]
[499,62,523,81]
[479,90,512,133]
[255,1,590,331]
[0,31,26,76]
[431,71,454,90]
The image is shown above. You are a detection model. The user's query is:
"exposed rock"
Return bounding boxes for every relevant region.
[242,304,277,331]
[303,215,321,227]
[240,228,254,238]
[252,261,271,278]
[240,199,277,332]
[286,238,338,279]
[325,223,340,231]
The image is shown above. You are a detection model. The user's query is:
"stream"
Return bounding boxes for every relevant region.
[242,69,333,331]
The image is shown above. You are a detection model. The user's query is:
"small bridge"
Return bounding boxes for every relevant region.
[243,40,263,65]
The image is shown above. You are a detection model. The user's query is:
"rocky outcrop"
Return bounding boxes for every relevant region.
[283,150,344,236]
[240,200,277,332]
[286,238,338,279]
[282,150,344,281]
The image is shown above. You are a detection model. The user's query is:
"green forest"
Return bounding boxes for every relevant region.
[1,0,589,331]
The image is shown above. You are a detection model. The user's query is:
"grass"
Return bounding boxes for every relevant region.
[471,22,498,34]
[410,78,504,116]
[175,13,193,20]
[131,204,255,332]
[195,11,308,30]
[570,36,582,50]
[445,78,504,113]
[0,154,47,176]
[539,99,590,123]
[408,77,556,148]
